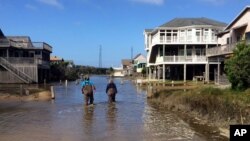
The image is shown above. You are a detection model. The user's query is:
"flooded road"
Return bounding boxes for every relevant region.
[0,76,227,141]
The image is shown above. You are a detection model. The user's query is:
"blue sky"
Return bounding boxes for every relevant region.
[0,0,249,67]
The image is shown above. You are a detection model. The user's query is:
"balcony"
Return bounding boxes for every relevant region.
[206,43,236,57]
[0,39,10,47]
[0,39,52,52]
[3,57,50,66]
[32,42,52,52]
[151,32,217,46]
[156,55,207,64]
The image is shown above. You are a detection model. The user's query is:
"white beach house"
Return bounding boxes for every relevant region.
[144,18,227,82]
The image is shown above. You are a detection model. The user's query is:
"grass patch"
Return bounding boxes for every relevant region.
[149,86,250,127]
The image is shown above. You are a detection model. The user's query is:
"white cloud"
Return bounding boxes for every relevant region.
[198,0,225,5]
[131,0,165,5]
[37,0,63,9]
[25,4,37,10]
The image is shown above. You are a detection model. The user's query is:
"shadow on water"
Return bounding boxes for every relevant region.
[0,76,228,141]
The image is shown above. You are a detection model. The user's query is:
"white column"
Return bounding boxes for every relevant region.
[218,63,220,85]
[163,64,165,82]
[146,67,149,80]
[154,66,157,79]
[157,66,160,80]
[163,45,165,82]
[205,63,210,83]
[149,67,151,80]
[184,64,186,83]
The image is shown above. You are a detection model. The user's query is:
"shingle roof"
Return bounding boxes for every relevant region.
[144,29,153,32]
[225,6,250,30]
[50,56,63,61]
[159,18,227,28]
[7,36,32,42]
[6,36,33,48]
[122,59,132,66]
[133,53,142,60]
[0,29,4,37]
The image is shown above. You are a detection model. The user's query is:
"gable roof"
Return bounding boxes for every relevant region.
[225,6,250,30]
[0,29,4,37]
[6,36,33,48]
[7,36,32,43]
[159,17,227,28]
[133,53,142,60]
[133,53,146,60]
[144,29,153,33]
[122,59,132,66]
[50,56,63,61]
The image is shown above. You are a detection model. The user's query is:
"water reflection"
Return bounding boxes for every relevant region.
[106,103,117,130]
[83,106,95,137]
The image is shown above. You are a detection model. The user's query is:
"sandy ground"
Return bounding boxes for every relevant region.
[0,91,52,102]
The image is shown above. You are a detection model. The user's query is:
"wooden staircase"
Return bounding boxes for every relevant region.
[0,57,34,83]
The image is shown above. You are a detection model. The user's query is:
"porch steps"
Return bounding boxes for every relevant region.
[0,57,34,83]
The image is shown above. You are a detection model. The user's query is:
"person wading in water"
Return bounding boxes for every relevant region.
[81,76,96,106]
[106,79,118,103]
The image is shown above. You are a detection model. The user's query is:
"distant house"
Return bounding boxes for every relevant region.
[50,56,63,64]
[65,60,74,68]
[133,53,146,73]
[113,67,124,77]
[0,29,52,83]
[122,59,133,76]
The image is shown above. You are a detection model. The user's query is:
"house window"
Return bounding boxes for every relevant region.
[187,49,192,56]
[246,32,250,44]
[173,30,178,42]
[160,30,165,42]
[211,29,218,41]
[178,49,184,56]
[166,30,171,42]
[180,30,185,42]
[203,29,209,41]
[195,49,201,56]
[196,29,201,42]
[35,51,41,55]
[187,29,192,42]
[226,37,230,44]
[236,35,242,42]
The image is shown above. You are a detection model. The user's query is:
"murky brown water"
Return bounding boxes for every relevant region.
[0,76,228,141]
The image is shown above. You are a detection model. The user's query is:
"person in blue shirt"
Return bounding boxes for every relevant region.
[81,75,95,106]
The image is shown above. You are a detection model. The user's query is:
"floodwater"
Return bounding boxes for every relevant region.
[0,76,228,141]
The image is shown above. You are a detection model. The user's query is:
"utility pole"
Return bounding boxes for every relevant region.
[131,46,133,60]
[99,45,102,68]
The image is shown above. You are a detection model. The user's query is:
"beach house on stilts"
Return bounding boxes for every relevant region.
[0,29,52,84]
[144,18,227,83]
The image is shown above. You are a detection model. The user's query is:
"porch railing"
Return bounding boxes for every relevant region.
[206,43,236,57]
[3,57,50,66]
[0,39,10,47]
[0,39,52,52]
[156,55,207,63]
[151,32,217,45]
